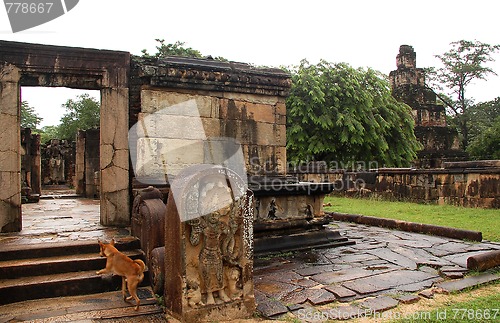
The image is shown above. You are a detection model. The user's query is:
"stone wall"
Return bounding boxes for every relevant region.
[129,56,290,185]
[289,161,500,208]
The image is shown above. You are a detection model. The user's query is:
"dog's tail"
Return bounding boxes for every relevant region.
[134,259,146,282]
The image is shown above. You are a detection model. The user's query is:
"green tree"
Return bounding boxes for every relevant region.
[428,40,500,150]
[39,125,59,144]
[57,94,100,141]
[20,101,43,130]
[141,39,227,61]
[286,60,421,167]
[467,117,500,159]
[466,97,500,159]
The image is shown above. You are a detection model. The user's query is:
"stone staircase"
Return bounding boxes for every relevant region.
[0,238,150,306]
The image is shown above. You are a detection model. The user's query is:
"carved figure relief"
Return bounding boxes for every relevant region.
[186,177,246,307]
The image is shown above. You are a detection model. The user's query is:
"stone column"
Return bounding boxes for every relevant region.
[100,87,130,226]
[75,130,86,195]
[31,133,41,196]
[0,64,21,232]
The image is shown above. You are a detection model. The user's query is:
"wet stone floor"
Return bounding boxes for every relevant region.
[0,197,130,249]
[0,197,499,322]
[254,222,500,321]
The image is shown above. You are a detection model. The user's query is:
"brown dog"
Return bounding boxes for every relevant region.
[96,239,146,310]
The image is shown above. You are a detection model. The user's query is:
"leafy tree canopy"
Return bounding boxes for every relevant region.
[20,101,43,130]
[141,39,227,61]
[466,97,500,159]
[286,60,421,168]
[57,93,100,141]
[427,40,500,149]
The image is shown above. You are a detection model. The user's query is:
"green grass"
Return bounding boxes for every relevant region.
[324,196,500,242]
[393,291,500,322]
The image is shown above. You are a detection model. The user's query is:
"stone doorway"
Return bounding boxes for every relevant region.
[21,87,101,200]
[0,41,130,232]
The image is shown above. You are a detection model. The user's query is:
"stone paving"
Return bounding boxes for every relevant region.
[1,197,499,322]
[253,222,500,321]
[0,196,129,249]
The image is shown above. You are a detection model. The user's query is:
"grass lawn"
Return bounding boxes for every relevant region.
[323,196,500,242]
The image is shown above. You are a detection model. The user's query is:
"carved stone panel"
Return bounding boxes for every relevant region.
[164,166,254,322]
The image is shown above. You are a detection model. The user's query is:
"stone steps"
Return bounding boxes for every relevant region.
[0,287,163,322]
[0,238,150,306]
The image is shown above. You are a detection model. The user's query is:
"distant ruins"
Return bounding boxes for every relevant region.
[389,45,467,168]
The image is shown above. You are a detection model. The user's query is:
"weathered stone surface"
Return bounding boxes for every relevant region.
[308,289,337,305]
[388,244,453,267]
[418,289,435,299]
[141,90,216,117]
[255,291,288,318]
[367,248,418,269]
[396,294,420,304]
[324,285,357,299]
[436,273,500,293]
[359,295,399,312]
[341,281,390,295]
[342,270,439,294]
[442,250,492,268]
[311,267,396,285]
[295,265,335,277]
[0,63,21,233]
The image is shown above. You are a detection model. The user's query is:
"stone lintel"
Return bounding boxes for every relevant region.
[0,40,130,88]
[133,56,291,97]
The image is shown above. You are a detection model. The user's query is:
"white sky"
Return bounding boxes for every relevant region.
[1,0,499,127]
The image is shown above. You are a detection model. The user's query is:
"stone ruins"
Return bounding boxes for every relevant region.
[389,45,467,168]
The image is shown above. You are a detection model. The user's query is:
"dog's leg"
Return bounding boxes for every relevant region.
[126,278,141,311]
[121,277,127,300]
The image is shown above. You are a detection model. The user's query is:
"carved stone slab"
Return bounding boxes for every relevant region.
[164,166,255,321]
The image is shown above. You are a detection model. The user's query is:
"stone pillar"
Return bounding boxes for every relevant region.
[85,128,100,198]
[100,87,130,226]
[164,167,255,321]
[75,130,85,195]
[0,64,21,232]
[31,134,41,196]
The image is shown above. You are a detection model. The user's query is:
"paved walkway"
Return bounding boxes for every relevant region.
[254,221,500,321]
[1,197,499,322]
[0,197,129,249]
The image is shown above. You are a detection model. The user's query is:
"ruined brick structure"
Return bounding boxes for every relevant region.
[389,45,467,168]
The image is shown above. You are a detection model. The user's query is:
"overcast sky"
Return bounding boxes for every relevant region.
[1,0,499,127]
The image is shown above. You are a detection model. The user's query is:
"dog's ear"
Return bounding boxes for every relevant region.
[98,240,103,247]
[110,238,115,246]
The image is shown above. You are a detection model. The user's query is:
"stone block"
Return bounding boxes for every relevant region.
[201,118,222,138]
[324,285,357,299]
[359,295,398,312]
[396,294,420,304]
[223,92,280,105]
[141,89,215,118]
[220,99,275,123]
[437,273,500,294]
[275,102,286,116]
[135,138,205,177]
[138,113,207,140]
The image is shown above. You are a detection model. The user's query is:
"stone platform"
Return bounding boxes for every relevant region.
[0,198,499,322]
